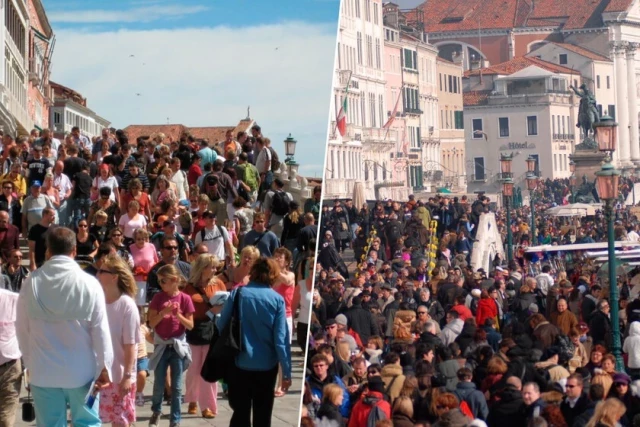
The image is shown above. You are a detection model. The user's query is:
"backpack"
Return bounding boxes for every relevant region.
[459,400,474,419]
[240,163,259,192]
[363,396,387,427]
[268,147,281,171]
[555,334,575,363]
[200,225,225,243]
[271,190,290,216]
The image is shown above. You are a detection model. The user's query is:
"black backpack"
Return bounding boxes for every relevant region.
[271,190,289,216]
[555,334,575,363]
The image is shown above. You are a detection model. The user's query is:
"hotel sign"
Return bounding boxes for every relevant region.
[499,142,536,151]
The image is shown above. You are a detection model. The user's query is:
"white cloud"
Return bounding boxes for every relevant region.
[50,21,337,177]
[48,5,209,23]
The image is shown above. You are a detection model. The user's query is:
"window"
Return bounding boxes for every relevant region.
[597,104,603,117]
[553,154,557,172]
[499,117,509,137]
[474,157,486,181]
[552,115,555,135]
[607,76,610,89]
[367,35,373,67]
[54,111,60,124]
[527,116,538,136]
[472,118,483,138]
[355,0,360,17]
[373,2,379,24]
[597,75,600,89]
[559,53,568,65]
[454,111,464,129]
[365,0,371,21]
[403,87,419,112]
[439,73,442,91]
[453,76,458,93]
[448,75,453,93]
[378,94,384,128]
[608,104,616,120]
[357,32,362,65]
[403,48,417,70]
[375,39,381,69]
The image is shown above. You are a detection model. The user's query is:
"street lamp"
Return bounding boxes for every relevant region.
[502,177,514,263]
[526,155,537,175]
[569,160,576,202]
[500,153,513,179]
[593,114,624,371]
[499,154,514,263]
[526,172,538,245]
[283,133,300,177]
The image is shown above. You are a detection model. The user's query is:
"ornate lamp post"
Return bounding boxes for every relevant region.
[284,134,299,176]
[500,154,514,263]
[593,115,623,371]
[526,155,538,244]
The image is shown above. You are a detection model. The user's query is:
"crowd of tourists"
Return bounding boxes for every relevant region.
[0,125,319,427]
[302,190,640,427]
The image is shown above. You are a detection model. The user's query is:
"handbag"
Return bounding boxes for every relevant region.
[22,374,35,422]
[201,287,242,383]
[185,286,214,345]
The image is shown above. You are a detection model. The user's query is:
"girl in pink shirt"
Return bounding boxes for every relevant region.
[272,248,294,398]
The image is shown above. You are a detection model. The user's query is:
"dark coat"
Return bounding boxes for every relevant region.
[316,402,345,427]
[560,395,591,427]
[589,310,613,349]
[532,321,560,350]
[453,381,489,420]
[391,413,415,427]
[344,303,380,345]
[486,387,526,427]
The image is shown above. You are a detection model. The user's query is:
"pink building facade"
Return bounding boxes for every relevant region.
[26,0,53,131]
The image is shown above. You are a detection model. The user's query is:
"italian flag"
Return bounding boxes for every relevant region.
[337,96,348,137]
[336,71,352,137]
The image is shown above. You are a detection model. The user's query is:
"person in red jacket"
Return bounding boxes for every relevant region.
[347,376,391,427]
[451,295,473,321]
[476,289,499,327]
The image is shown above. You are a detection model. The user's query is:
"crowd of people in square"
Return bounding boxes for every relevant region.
[302,187,640,427]
[0,125,320,427]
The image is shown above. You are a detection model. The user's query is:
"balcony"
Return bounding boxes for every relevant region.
[553,133,576,141]
[486,91,574,107]
[403,108,423,116]
[324,178,358,199]
[5,30,26,69]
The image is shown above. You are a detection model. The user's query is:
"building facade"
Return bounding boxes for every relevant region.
[326,0,398,201]
[50,81,110,140]
[410,0,640,171]
[463,57,580,193]
[1,0,29,136]
[436,57,466,191]
[26,0,53,132]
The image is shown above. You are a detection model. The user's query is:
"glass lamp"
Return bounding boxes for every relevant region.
[526,155,537,174]
[284,134,297,157]
[526,173,538,191]
[593,115,618,153]
[500,153,513,179]
[596,162,621,200]
[502,177,514,197]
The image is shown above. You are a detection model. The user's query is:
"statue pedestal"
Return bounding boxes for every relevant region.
[570,150,606,182]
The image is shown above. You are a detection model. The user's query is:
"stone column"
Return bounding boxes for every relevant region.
[628,43,640,164]
[614,42,631,166]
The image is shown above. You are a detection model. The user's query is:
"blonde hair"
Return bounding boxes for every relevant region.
[95,210,108,220]
[188,254,220,286]
[289,206,302,224]
[586,398,626,427]
[240,245,260,264]
[322,383,343,405]
[128,200,140,212]
[336,340,351,363]
[133,228,150,241]
[157,264,187,289]
[392,396,414,419]
[101,254,138,298]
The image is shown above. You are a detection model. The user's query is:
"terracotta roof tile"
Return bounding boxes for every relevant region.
[123,120,256,146]
[415,0,633,32]
[123,124,188,144]
[463,90,491,106]
[546,42,611,62]
[464,56,580,77]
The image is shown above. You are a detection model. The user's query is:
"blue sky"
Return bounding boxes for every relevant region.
[44,0,340,177]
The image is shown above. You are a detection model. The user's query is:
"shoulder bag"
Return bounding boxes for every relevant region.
[200,287,243,383]
[185,286,215,346]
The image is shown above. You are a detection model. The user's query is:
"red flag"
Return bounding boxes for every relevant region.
[384,91,402,129]
[336,95,348,137]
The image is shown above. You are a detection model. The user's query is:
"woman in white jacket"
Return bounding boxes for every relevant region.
[623,321,640,378]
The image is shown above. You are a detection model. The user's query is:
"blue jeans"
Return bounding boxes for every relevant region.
[57,200,70,227]
[70,198,92,228]
[151,347,185,422]
[31,381,100,427]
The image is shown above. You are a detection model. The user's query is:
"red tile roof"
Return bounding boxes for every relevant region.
[123,119,256,145]
[464,90,491,106]
[548,42,611,62]
[413,0,634,32]
[464,56,580,77]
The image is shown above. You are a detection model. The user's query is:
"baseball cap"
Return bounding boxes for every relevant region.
[31,180,42,187]
[163,220,176,228]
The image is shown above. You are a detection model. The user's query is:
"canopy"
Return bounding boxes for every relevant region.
[544,203,596,217]
[436,187,452,194]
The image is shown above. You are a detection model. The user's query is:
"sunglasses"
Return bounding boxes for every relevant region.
[163,246,178,250]
[3,186,11,190]
[78,224,88,228]
[97,269,115,275]
[112,234,122,238]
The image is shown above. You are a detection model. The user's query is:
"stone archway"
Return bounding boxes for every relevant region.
[433,41,487,70]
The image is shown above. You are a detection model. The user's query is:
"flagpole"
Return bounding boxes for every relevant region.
[334,70,353,137]
[383,89,402,141]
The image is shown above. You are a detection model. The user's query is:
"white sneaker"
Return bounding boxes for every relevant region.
[136,392,145,407]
